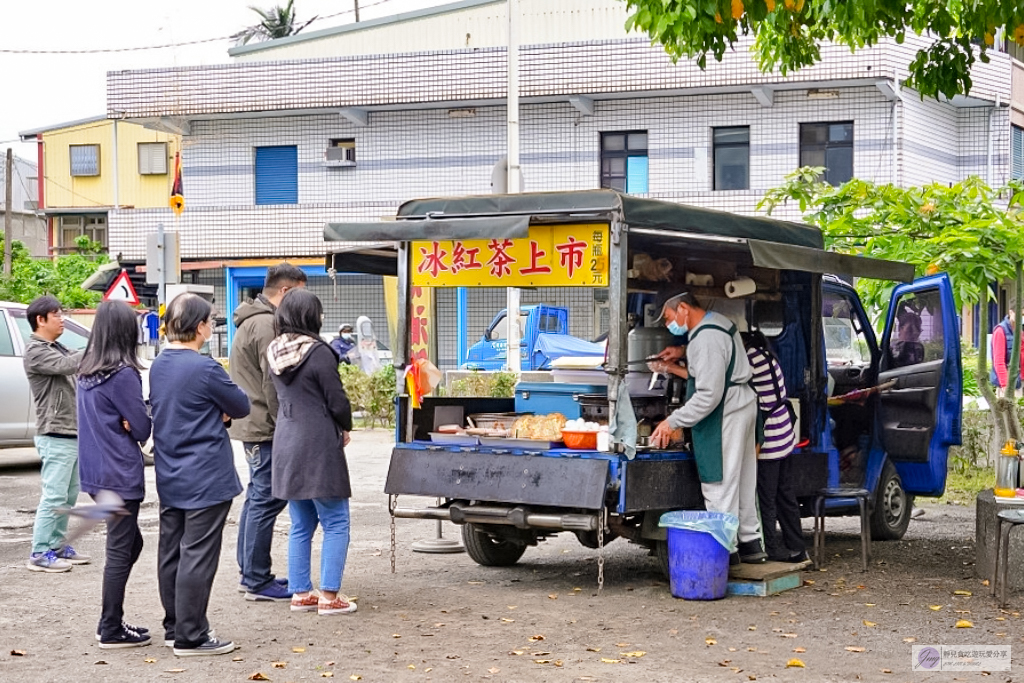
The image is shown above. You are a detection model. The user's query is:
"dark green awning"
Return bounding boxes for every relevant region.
[747,239,915,282]
[324,216,530,242]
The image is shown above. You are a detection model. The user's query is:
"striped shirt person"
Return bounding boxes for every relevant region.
[746,346,795,460]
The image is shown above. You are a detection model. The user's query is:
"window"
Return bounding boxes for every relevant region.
[10,310,89,350]
[822,291,872,365]
[600,131,648,194]
[59,215,107,250]
[69,144,100,177]
[887,289,944,369]
[0,313,14,357]
[138,142,168,175]
[713,126,750,190]
[254,145,298,205]
[800,122,854,186]
[1013,126,1024,180]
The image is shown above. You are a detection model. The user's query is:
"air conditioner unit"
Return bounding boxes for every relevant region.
[324,144,356,167]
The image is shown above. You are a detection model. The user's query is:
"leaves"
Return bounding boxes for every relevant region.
[845,646,866,653]
[955,619,974,628]
[786,658,806,668]
[862,620,877,628]
[248,675,270,681]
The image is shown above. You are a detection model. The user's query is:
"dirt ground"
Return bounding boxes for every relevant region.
[0,429,1020,683]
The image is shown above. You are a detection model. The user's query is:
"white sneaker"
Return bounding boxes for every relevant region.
[27,550,72,573]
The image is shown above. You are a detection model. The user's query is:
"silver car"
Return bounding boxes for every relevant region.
[0,301,90,448]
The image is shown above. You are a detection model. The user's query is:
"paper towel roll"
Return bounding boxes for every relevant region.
[725,276,756,298]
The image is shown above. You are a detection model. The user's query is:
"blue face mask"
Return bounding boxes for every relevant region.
[667,321,687,337]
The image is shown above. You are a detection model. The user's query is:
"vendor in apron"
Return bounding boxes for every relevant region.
[649,290,766,564]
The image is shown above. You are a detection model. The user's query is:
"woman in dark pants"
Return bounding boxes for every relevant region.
[77,301,153,648]
[150,294,250,656]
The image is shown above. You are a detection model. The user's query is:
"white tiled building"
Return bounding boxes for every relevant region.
[105,0,1023,365]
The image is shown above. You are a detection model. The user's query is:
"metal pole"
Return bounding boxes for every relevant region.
[505,0,522,374]
[3,149,11,276]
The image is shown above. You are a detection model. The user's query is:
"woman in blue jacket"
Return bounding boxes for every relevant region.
[151,294,250,657]
[77,301,153,648]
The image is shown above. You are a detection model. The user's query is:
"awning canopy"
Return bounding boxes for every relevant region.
[323,191,914,282]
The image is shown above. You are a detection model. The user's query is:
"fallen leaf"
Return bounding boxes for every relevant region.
[803,580,815,586]
[165,669,186,674]
[500,618,515,623]
[786,658,806,668]
[928,605,943,611]
[554,660,563,667]
[10,650,26,657]
[706,637,717,646]
[792,647,806,653]
[407,664,415,669]
[534,659,551,665]
[982,579,990,587]
[349,677,362,681]
[953,590,973,596]
[615,642,630,647]
[467,581,484,585]
[424,669,432,673]
[144,658,157,663]
[586,647,601,652]
[955,619,974,628]
[529,635,545,642]
[728,647,737,652]
[530,651,551,657]
[573,587,582,592]
[862,620,877,627]
[748,625,757,631]
[488,668,500,674]
[509,650,525,656]
[95,661,108,665]
[881,669,892,674]
[864,603,876,607]
[548,594,558,600]
[600,658,622,664]
[780,633,798,638]
[233,657,244,662]
[272,662,287,669]
[321,674,334,679]
[507,605,517,610]
[292,647,306,653]
[248,675,270,682]
[392,634,401,638]
[621,651,646,658]
[903,637,917,643]
[845,646,866,653]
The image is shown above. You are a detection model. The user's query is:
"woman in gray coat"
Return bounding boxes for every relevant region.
[267,289,355,616]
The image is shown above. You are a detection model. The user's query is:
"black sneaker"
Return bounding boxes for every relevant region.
[173,636,236,657]
[165,628,216,647]
[96,621,149,641]
[738,539,768,564]
[99,625,151,649]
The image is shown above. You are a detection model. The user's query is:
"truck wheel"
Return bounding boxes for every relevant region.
[870,460,911,540]
[462,524,527,567]
[655,540,670,580]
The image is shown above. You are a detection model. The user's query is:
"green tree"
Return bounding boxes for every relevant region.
[0,233,107,309]
[233,0,318,45]
[760,169,1024,445]
[623,0,1023,99]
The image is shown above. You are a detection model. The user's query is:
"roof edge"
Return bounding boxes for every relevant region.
[228,0,502,57]
[18,114,109,140]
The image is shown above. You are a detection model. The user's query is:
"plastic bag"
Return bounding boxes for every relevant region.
[659,510,739,553]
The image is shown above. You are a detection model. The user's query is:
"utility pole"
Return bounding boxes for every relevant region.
[354,0,360,22]
[505,0,522,374]
[4,149,12,276]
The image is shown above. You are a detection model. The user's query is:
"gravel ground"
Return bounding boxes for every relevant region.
[0,430,1019,682]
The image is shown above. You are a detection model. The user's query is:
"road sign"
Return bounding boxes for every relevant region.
[104,270,140,305]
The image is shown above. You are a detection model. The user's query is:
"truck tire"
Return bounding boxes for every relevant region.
[462,524,527,567]
[655,540,670,580]
[870,460,912,540]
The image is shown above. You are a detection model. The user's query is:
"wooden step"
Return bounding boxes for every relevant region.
[726,559,811,597]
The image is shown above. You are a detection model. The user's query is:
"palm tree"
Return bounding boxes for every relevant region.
[233,0,318,45]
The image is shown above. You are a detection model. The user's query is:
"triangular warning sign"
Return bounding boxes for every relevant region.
[104,270,140,305]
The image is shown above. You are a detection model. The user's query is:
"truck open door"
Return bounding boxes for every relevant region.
[877,273,963,499]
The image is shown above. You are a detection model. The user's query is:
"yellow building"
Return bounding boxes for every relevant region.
[19,116,178,254]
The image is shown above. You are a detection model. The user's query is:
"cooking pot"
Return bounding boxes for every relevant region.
[628,325,674,365]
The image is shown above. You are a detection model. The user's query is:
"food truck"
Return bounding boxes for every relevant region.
[324,191,962,579]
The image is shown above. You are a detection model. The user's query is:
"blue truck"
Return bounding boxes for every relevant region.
[462,304,605,371]
[324,190,962,577]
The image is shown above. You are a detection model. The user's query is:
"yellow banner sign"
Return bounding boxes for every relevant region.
[411,224,609,287]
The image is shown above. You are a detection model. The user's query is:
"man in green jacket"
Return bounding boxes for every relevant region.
[229,263,307,601]
[25,296,90,572]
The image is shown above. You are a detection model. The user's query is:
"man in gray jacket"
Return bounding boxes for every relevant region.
[24,295,90,572]
[229,263,307,601]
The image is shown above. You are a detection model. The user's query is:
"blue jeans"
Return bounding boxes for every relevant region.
[288,498,350,594]
[32,435,79,554]
[237,442,287,591]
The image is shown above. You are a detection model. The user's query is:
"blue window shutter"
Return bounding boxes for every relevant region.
[1013,127,1024,181]
[625,156,649,194]
[255,146,298,205]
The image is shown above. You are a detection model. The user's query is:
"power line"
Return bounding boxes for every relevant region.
[0,0,396,55]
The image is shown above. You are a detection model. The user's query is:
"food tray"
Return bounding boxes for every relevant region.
[429,432,479,446]
[479,436,559,450]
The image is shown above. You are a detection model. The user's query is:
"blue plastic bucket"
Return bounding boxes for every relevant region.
[666,526,730,600]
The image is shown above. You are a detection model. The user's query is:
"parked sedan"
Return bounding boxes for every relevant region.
[0,301,89,449]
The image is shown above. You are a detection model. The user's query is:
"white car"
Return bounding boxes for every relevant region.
[0,302,90,448]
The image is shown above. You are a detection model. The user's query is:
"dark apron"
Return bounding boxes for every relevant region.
[684,322,739,484]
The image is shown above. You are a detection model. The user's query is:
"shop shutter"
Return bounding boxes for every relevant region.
[255,145,298,205]
[1013,126,1024,181]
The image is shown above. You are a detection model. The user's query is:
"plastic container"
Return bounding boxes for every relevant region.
[561,430,598,450]
[514,382,606,420]
[995,440,1020,498]
[660,511,738,601]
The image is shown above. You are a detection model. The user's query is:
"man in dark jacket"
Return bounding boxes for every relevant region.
[228,263,307,601]
[24,295,90,572]
[330,324,355,364]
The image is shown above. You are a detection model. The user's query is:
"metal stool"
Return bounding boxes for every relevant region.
[813,487,871,572]
[991,509,1024,608]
